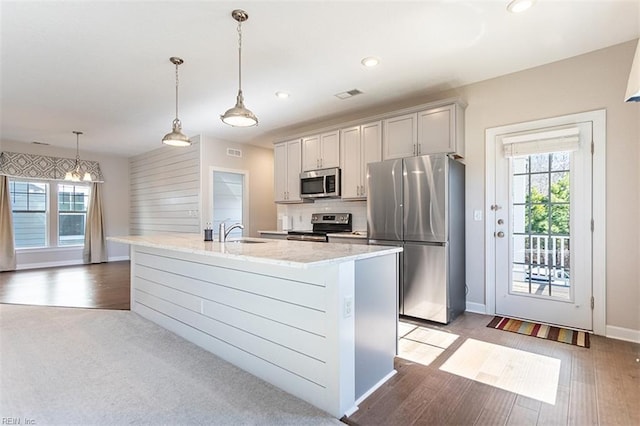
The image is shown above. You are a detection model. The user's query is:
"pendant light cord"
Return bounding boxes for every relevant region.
[174,61,180,120]
[237,20,242,92]
[75,132,81,170]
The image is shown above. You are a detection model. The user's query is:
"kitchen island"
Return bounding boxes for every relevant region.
[109,234,401,418]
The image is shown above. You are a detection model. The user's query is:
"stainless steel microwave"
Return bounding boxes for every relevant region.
[300,168,341,199]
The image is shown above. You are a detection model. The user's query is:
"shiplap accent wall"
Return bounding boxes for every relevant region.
[130,142,200,235]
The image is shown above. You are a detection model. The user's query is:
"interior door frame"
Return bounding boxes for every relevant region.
[485,109,606,336]
[208,166,250,236]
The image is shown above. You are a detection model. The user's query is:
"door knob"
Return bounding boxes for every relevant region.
[497,219,504,225]
[495,231,505,238]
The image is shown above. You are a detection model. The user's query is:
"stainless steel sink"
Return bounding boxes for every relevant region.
[226,239,267,244]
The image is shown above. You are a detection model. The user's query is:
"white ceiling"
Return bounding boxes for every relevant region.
[1,1,639,157]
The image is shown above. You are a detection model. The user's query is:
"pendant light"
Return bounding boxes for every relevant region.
[65,131,92,182]
[221,9,258,127]
[624,40,639,102]
[162,57,191,146]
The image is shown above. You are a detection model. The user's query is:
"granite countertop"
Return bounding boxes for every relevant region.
[109,233,399,269]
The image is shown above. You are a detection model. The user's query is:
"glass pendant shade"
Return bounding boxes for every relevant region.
[65,131,92,182]
[221,90,258,127]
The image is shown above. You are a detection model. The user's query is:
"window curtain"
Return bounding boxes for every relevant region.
[0,151,104,182]
[83,182,107,264]
[0,175,17,271]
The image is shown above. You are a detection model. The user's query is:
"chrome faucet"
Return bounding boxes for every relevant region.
[218,222,244,243]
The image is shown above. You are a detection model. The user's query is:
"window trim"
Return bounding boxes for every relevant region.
[9,178,91,250]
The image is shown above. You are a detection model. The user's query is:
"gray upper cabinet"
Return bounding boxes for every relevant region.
[340,121,382,199]
[382,113,417,160]
[417,103,465,158]
[274,139,302,203]
[277,99,465,201]
[302,130,340,171]
[383,101,465,160]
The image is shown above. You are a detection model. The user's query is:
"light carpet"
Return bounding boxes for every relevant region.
[0,304,342,425]
[439,338,561,405]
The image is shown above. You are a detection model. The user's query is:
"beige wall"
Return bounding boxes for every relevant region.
[1,140,131,267]
[199,135,276,238]
[261,40,640,333]
[451,40,639,333]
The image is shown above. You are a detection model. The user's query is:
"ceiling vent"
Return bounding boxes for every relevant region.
[227,148,242,158]
[335,89,363,100]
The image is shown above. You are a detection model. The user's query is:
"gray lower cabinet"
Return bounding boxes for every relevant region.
[328,236,368,245]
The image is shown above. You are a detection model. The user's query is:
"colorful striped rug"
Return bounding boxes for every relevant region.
[487,316,590,348]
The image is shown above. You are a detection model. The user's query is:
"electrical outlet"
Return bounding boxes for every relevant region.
[344,296,353,318]
[474,210,482,221]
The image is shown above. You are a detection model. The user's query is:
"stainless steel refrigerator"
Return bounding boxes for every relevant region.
[367,154,465,324]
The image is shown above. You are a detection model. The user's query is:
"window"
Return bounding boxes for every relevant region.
[511,152,571,300]
[9,179,90,249]
[9,181,48,248]
[58,184,89,246]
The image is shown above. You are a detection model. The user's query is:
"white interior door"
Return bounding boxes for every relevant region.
[494,122,593,330]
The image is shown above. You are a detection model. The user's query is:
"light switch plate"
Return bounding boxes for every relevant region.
[474,210,482,221]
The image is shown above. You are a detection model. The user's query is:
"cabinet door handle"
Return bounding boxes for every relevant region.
[417,144,420,155]
[413,144,417,156]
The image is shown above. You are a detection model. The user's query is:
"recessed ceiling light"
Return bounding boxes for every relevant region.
[507,0,536,13]
[361,56,380,67]
[275,91,290,99]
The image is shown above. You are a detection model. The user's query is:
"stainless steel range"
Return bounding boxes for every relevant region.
[287,213,352,242]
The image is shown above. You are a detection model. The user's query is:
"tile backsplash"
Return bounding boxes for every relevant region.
[276,199,367,232]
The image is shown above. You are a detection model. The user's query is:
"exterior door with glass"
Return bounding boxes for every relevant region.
[494,122,593,330]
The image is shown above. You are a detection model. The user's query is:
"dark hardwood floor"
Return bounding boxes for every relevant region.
[344,313,640,426]
[0,261,130,310]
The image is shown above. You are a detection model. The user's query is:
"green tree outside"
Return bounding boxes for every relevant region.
[526,174,570,235]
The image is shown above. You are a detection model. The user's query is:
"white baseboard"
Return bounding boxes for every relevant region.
[16,259,84,270]
[465,302,487,315]
[16,256,130,270]
[347,369,398,417]
[606,325,640,343]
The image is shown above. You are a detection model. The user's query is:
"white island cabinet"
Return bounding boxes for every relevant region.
[109,234,401,419]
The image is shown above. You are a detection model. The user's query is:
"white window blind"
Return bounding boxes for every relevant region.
[502,127,580,158]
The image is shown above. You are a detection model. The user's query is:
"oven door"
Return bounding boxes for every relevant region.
[286,232,328,242]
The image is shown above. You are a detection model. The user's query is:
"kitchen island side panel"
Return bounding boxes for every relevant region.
[127,245,396,418]
[354,254,397,400]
